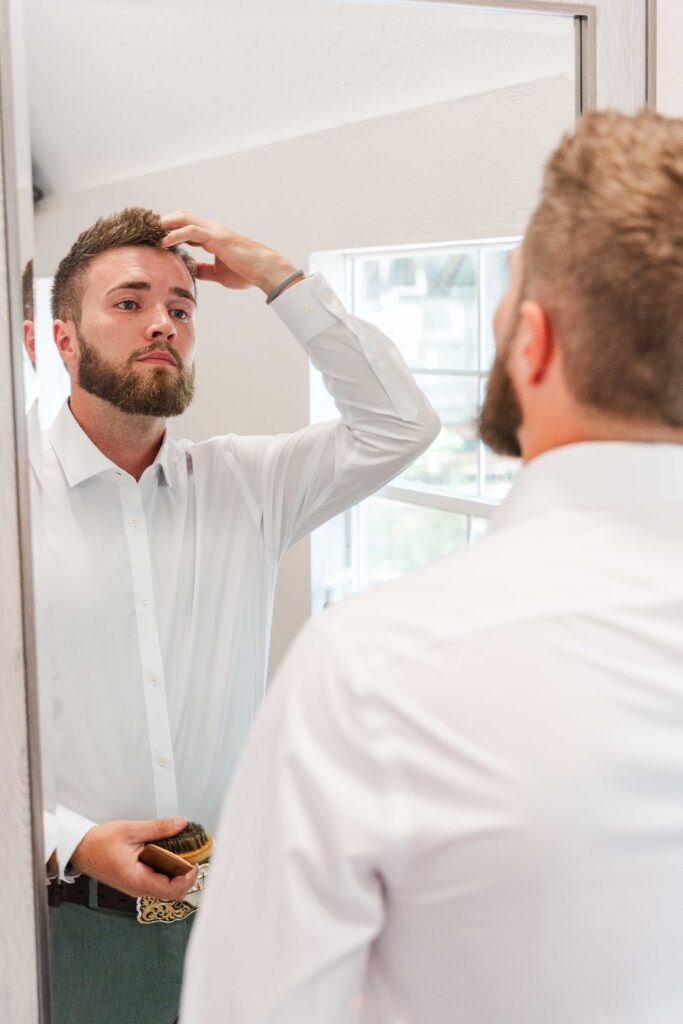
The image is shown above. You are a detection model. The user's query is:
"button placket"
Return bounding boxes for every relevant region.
[118,478,179,817]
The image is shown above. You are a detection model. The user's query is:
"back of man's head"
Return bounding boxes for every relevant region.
[51,207,196,324]
[524,109,683,428]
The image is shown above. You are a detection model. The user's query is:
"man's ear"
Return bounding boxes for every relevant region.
[53,319,78,368]
[510,300,554,387]
[23,321,36,368]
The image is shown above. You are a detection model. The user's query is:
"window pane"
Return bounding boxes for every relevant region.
[356,252,479,371]
[399,373,479,494]
[481,247,514,370]
[364,498,468,586]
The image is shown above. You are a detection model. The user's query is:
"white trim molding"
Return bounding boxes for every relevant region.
[381,0,650,111]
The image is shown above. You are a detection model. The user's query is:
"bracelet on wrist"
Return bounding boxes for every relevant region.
[265,270,305,305]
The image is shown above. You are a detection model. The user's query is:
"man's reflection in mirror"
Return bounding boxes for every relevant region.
[42,208,439,1023]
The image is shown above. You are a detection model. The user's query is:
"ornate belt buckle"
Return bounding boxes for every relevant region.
[136,863,210,924]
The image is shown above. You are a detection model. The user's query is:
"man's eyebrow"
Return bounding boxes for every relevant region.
[106,280,151,295]
[105,280,196,305]
[172,286,196,305]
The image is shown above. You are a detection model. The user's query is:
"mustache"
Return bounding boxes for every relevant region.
[129,342,183,369]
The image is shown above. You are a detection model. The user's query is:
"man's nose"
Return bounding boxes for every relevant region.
[145,305,177,342]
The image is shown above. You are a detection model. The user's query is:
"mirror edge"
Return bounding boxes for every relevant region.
[0,0,51,1020]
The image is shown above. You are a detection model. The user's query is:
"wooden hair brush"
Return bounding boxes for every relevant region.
[139,821,213,878]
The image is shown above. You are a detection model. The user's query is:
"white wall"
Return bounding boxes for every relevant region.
[656,0,683,118]
[34,74,574,674]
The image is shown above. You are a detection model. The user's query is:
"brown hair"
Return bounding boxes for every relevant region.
[22,259,34,320]
[524,109,683,426]
[51,207,197,323]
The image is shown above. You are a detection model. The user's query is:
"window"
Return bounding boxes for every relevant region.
[310,240,521,609]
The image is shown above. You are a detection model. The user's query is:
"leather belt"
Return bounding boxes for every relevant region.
[48,874,137,915]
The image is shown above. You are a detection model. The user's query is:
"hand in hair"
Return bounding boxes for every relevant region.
[70,816,198,899]
[160,211,299,296]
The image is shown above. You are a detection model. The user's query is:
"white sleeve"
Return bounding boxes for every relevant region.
[56,804,97,882]
[224,272,440,561]
[180,618,402,1024]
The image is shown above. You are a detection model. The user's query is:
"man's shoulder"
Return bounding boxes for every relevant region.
[311,505,660,679]
[313,528,525,663]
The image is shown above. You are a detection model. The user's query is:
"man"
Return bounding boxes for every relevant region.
[42,208,439,1022]
[181,110,683,1023]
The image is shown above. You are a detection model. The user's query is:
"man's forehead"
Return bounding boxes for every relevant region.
[86,245,194,292]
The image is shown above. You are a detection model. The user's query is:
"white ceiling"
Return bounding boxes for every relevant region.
[25,0,575,197]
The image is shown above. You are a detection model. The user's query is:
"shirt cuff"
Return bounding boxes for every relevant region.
[270,272,347,346]
[56,804,98,882]
[43,810,57,865]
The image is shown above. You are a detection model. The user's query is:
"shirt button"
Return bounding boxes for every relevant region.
[148,674,159,686]
[303,305,315,315]
[130,517,139,528]
[157,756,168,768]
[140,595,150,607]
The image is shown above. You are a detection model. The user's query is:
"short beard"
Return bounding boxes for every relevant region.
[76,328,195,417]
[478,319,524,458]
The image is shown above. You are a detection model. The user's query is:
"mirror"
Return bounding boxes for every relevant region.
[19,0,579,1019]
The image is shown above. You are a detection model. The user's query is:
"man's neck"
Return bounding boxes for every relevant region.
[68,387,166,481]
[521,409,683,464]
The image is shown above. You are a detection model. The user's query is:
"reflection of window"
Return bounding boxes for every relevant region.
[310,240,521,608]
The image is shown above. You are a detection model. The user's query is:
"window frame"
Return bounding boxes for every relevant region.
[313,236,520,597]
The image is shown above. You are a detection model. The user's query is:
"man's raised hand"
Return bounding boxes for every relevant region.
[160,211,299,295]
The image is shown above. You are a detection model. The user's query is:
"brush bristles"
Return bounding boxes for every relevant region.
[154,822,208,854]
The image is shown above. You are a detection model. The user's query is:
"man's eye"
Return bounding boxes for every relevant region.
[117,299,138,311]
[171,308,192,321]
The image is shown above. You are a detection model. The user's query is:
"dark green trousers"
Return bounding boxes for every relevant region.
[49,884,195,1024]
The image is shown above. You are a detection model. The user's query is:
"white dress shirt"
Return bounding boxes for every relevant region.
[38,273,439,874]
[181,441,683,1024]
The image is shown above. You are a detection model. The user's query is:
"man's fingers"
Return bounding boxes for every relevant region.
[165,865,198,900]
[134,862,197,901]
[195,262,219,282]
[126,816,188,843]
[161,210,215,231]
[160,225,213,248]
[196,262,251,290]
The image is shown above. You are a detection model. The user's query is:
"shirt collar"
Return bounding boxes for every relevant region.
[490,441,683,533]
[47,401,174,488]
